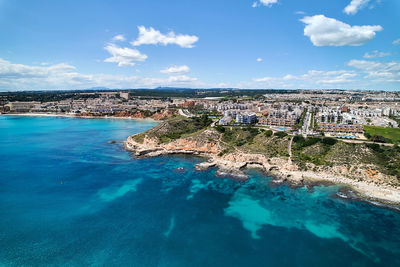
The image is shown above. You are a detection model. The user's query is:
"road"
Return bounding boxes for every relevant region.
[288,136,294,163]
[341,139,394,147]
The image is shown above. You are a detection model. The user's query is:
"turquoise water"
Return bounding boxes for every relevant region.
[1,116,400,266]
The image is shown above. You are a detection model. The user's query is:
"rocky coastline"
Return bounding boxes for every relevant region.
[125,130,400,208]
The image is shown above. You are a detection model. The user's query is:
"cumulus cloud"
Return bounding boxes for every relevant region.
[252,0,278,7]
[300,15,382,46]
[167,75,197,83]
[0,58,200,90]
[393,38,400,45]
[254,70,358,85]
[112,34,126,42]
[160,65,190,74]
[348,59,400,82]
[256,58,263,62]
[131,26,199,48]
[344,0,370,15]
[104,44,147,67]
[251,58,400,89]
[363,50,391,58]
[0,58,92,89]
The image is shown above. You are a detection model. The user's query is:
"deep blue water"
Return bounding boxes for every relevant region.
[1,116,400,266]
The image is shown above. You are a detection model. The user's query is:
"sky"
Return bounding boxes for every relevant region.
[0,0,399,91]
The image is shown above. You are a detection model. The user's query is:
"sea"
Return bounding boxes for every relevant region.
[1,115,400,266]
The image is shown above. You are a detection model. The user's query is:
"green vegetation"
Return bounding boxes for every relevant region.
[363,126,400,144]
[0,88,299,103]
[274,131,288,138]
[291,136,338,167]
[221,126,260,147]
[292,135,400,181]
[141,115,212,143]
[217,126,288,157]
[364,144,400,178]
[132,133,146,143]
[264,130,273,137]
[0,91,100,103]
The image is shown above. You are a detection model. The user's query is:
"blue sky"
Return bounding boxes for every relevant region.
[0,0,399,90]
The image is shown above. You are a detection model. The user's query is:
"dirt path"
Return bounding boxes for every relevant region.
[288,136,294,163]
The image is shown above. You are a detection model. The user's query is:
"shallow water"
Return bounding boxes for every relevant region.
[1,116,400,266]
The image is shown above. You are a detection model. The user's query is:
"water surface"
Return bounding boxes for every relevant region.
[1,116,399,266]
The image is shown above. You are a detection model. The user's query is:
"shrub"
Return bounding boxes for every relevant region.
[215,125,225,133]
[264,130,273,137]
[305,137,320,146]
[293,135,305,143]
[321,137,337,146]
[245,126,259,137]
[371,135,392,144]
[274,131,288,138]
[366,143,382,152]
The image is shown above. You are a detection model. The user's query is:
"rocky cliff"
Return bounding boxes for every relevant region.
[125,120,400,206]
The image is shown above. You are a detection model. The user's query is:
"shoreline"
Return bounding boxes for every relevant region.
[0,113,159,122]
[125,134,400,208]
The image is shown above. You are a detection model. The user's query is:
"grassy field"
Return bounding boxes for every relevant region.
[363,126,400,143]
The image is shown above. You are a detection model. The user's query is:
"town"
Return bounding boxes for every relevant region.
[1,89,400,144]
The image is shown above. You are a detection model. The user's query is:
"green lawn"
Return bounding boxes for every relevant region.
[363,126,400,143]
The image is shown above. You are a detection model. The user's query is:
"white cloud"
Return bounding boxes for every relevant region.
[252,0,278,7]
[167,75,197,83]
[104,44,147,67]
[348,59,400,82]
[131,26,199,48]
[256,58,263,62]
[300,15,382,46]
[344,0,370,15]
[112,34,126,42]
[254,70,358,85]
[160,65,190,74]
[1,57,398,91]
[250,59,400,89]
[393,38,400,45]
[0,58,201,90]
[363,50,391,58]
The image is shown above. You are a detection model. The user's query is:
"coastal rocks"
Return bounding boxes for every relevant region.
[125,129,400,206]
[165,139,220,154]
[114,111,131,118]
[194,162,216,171]
[131,112,146,119]
[174,167,187,173]
[215,168,249,181]
[151,110,173,120]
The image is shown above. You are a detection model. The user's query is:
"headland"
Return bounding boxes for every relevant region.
[125,116,400,207]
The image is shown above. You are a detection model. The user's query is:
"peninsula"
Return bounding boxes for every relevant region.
[125,115,400,206]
